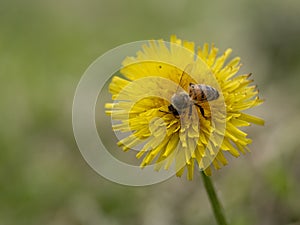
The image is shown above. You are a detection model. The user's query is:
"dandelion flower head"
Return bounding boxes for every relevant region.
[105,35,264,180]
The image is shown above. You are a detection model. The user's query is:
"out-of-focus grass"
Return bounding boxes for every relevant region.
[1,0,300,224]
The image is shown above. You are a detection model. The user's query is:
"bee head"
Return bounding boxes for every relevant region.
[171,92,190,114]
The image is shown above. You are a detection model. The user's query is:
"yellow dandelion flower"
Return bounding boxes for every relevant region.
[105,35,264,180]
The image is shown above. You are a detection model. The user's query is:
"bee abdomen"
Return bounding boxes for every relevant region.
[202,85,219,101]
[189,84,219,102]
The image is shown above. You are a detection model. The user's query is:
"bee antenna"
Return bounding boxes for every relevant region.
[176,64,193,93]
[176,71,184,93]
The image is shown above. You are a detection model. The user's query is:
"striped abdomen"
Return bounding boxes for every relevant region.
[189,83,219,102]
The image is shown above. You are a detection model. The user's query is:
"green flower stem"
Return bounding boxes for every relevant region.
[201,171,228,225]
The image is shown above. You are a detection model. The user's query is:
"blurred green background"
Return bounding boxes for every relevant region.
[1,0,300,224]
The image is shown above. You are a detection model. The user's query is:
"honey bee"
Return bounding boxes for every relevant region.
[162,64,219,119]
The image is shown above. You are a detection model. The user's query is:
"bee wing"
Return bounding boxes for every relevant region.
[183,63,193,76]
[176,63,196,92]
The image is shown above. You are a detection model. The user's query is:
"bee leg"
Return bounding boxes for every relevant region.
[168,105,179,116]
[159,109,170,114]
[195,104,207,119]
[160,105,177,115]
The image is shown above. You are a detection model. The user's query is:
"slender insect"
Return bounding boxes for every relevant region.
[162,64,219,119]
